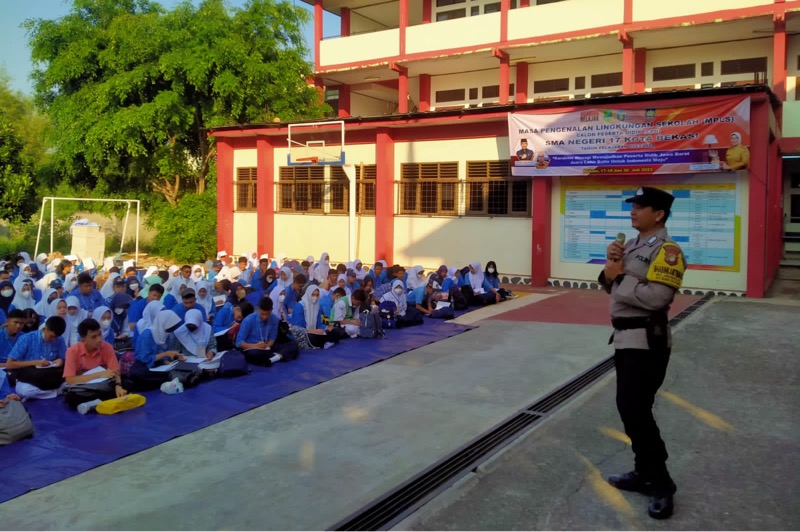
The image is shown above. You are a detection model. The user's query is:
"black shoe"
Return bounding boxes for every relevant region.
[648,492,674,520]
[607,471,650,494]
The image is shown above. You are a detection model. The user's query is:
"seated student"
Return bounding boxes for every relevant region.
[171,289,208,324]
[351,260,367,282]
[406,265,426,292]
[319,268,339,292]
[484,260,514,300]
[34,286,60,318]
[463,261,500,306]
[236,297,297,366]
[411,279,440,317]
[289,286,339,349]
[380,280,424,328]
[213,301,252,352]
[269,285,291,323]
[237,256,255,286]
[125,276,143,302]
[170,309,217,360]
[336,274,351,296]
[195,280,214,320]
[228,282,249,307]
[91,305,116,345]
[283,273,305,317]
[345,269,360,293]
[99,272,119,303]
[0,309,26,365]
[130,309,184,391]
[361,277,376,306]
[62,318,128,409]
[109,293,132,344]
[10,279,36,312]
[331,288,370,339]
[310,252,331,284]
[70,273,106,314]
[21,308,41,334]
[191,264,206,283]
[64,296,88,347]
[441,267,461,293]
[128,283,164,336]
[6,316,68,399]
[250,257,274,292]
[134,299,163,344]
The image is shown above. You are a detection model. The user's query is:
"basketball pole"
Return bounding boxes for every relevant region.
[343,163,357,261]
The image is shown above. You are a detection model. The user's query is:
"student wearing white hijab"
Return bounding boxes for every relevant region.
[137,300,164,336]
[195,281,213,316]
[288,286,338,349]
[352,259,367,281]
[276,266,293,289]
[63,273,79,294]
[34,288,59,318]
[47,298,67,321]
[465,261,499,305]
[162,265,180,292]
[269,284,290,322]
[100,272,120,300]
[144,266,159,280]
[64,295,88,347]
[406,265,426,291]
[35,253,49,274]
[336,274,351,296]
[130,309,184,390]
[92,305,115,345]
[10,279,36,312]
[171,309,216,359]
[312,252,331,284]
[380,280,408,317]
[191,264,205,283]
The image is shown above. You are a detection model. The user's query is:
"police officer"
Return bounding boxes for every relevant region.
[599,186,685,520]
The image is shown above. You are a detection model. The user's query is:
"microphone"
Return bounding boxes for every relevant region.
[610,232,626,262]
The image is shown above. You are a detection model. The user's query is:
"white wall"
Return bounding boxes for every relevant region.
[509,0,625,41]
[407,13,501,54]
[351,92,397,117]
[633,0,772,22]
[549,172,750,292]
[232,212,258,258]
[527,54,622,101]
[320,29,399,67]
[430,69,518,110]
[272,214,375,265]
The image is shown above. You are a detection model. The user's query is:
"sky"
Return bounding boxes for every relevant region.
[0,0,340,96]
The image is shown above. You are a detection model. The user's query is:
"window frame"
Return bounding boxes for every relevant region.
[399,162,459,216]
[465,161,531,217]
[277,166,326,214]
[235,167,258,212]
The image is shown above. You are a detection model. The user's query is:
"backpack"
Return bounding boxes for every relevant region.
[168,363,202,389]
[0,400,34,445]
[217,350,250,378]
[359,310,386,339]
[451,286,468,310]
[379,301,397,329]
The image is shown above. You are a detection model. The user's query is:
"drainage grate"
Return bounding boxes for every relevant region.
[331,293,715,531]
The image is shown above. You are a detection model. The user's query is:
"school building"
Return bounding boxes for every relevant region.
[211,0,800,297]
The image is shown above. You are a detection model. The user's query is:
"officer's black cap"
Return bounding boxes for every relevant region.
[625,186,674,211]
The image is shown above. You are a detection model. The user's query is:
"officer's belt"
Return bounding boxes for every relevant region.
[611,313,667,330]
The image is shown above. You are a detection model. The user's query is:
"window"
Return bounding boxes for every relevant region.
[591,72,623,88]
[235,167,257,211]
[720,57,767,76]
[278,166,325,213]
[435,0,517,21]
[399,162,458,215]
[575,76,586,90]
[652,64,696,82]
[534,78,569,93]
[331,165,377,214]
[469,87,479,99]
[701,62,714,77]
[482,85,500,99]
[325,89,339,118]
[466,161,530,216]
[796,77,800,101]
[436,88,466,103]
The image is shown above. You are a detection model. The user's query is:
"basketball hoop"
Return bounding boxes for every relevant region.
[295,156,319,165]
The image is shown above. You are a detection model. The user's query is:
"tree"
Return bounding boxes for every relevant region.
[0,113,37,222]
[0,69,52,176]
[26,0,329,206]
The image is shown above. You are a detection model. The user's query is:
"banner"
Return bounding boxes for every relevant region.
[509,98,750,176]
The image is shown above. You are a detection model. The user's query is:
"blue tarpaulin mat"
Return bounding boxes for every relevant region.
[0,319,473,504]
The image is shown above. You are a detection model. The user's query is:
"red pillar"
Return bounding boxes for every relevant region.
[748,98,769,297]
[419,74,431,112]
[216,139,235,255]
[375,129,395,264]
[773,13,787,102]
[338,85,351,118]
[393,64,408,113]
[494,49,510,105]
[314,77,325,104]
[623,0,633,23]
[515,62,529,104]
[519,0,530,7]
[620,32,634,95]
[423,0,432,23]
[634,48,646,93]
[768,137,782,287]
[341,7,350,37]
[314,0,323,71]
[399,0,408,55]
[500,0,510,42]
[256,137,274,257]
[531,177,552,287]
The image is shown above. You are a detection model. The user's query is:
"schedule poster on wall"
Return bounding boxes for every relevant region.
[560,182,740,271]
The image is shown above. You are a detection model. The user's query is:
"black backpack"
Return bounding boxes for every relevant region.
[359,310,386,339]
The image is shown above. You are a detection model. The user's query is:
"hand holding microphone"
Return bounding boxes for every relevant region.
[607,232,626,262]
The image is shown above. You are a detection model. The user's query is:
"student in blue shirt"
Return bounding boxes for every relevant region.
[171,289,207,324]
[345,269,360,293]
[236,297,287,366]
[250,259,276,292]
[130,309,184,391]
[109,292,133,341]
[70,273,107,314]
[484,260,513,300]
[128,284,164,336]
[0,309,26,364]
[464,261,500,306]
[6,316,68,399]
[92,305,116,345]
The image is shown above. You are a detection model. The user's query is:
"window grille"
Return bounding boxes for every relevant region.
[235,167,257,211]
[466,161,530,216]
[277,166,325,213]
[399,162,458,215]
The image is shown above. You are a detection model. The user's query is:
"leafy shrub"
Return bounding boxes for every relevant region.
[150,191,217,263]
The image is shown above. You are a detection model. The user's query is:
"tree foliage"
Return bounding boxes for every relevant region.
[0,113,37,222]
[149,190,218,262]
[26,0,329,206]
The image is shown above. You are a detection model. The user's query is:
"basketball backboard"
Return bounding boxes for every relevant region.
[288,120,346,166]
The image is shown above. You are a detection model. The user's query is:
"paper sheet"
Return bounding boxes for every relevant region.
[82,366,113,384]
[149,361,178,373]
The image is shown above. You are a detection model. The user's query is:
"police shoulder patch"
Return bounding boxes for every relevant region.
[645,241,685,290]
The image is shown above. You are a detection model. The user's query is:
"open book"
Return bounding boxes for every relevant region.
[149,361,179,373]
[81,366,113,384]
